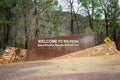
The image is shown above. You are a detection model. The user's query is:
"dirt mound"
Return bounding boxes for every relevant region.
[0,47,27,64]
[53,41,118,59]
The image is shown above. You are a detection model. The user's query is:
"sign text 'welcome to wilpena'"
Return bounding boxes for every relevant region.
[38,40,80,47]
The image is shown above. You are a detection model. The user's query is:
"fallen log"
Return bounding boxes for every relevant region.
[0,47,27,64]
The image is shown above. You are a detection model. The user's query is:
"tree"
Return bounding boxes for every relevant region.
[98,0,110,36]
[21,0,33,49]
[36,0,62,37]
[59,0,82,34]
[107,0,120,48]
[78,0,99,30]
[0,0,17,48]
[79,0,120,48]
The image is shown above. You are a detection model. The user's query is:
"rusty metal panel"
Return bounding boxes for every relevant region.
[27,34,95,61]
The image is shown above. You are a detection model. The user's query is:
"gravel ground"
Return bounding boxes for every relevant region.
[0,52,120,80]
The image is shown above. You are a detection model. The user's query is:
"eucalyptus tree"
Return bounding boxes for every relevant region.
[78,0,99,30]
[32,0,62,38]
[106,0,120,48]
[0,0,18,48]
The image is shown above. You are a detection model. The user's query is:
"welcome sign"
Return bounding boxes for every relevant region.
[27,34,95,61]
[38,40,80,47]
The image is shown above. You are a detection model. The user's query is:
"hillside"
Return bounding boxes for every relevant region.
[61,12,89,35]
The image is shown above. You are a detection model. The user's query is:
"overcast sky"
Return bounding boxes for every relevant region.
[58,0,120,17]
[58,0,91,16]
[58,0,82,13]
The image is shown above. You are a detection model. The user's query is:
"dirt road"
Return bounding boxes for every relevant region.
[0,52,120,80]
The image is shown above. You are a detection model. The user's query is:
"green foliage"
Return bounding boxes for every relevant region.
[0,48,4,55]
[79,0,120,49]
[0,0,63,48]
[0,0,120,49]
[15,35,24,48]
[36,0,62,37]
[84,27,93,33]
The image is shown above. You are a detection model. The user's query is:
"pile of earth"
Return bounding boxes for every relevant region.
[53,41,118,59]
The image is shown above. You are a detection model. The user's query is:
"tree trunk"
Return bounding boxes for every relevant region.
[22,0,28,49]
[6,24,10,44]
[71,16,74,34]
[34,0,39,38]
[74,13,79,33]
[70,0,74,34]
[4,7,11,45]
[113,28,116,43]
[3,25,6,46]
[24,14,28,49]
[104,11,109,37]
[88,10,93,30]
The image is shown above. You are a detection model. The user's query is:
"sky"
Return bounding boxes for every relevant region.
[58,0,83,14]
[58,0,120,16]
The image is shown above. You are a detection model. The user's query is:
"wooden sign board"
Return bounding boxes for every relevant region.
[27,34,95,61]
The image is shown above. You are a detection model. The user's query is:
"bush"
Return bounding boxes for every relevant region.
[84,27,93,34]
[0,48,4,55]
